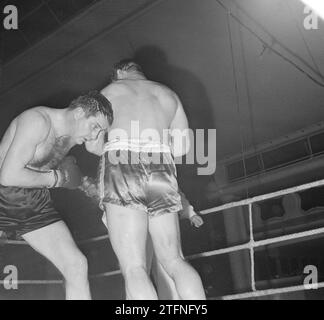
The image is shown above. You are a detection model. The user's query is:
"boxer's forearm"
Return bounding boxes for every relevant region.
[0,167,54,188]
[179,190,196,220]
[170,94,191,158]
[179,204,197,220]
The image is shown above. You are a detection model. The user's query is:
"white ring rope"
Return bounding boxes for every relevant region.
[1,178,324,298]
[220,282,324,300]
[0,270,123,286]
[200,178,324,215]
[249,204,256,292]
[0,234,110,246]
[90,270,122,279]
[0,280,63,285]
[186,227,324,260]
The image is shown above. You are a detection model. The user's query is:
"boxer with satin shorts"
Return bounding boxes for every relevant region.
[83,133,204,300]
[93,59,206,300]
[100,139,182,217]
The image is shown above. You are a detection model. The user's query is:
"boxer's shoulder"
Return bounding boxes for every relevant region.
[101,82,130,98]
[18,108,50,129]
[18,106,49,122]
[15,108,52,143]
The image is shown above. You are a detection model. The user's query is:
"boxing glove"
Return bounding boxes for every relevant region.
[57,156,83,189]
[79,176,100,202]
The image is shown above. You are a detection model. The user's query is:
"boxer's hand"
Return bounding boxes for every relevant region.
[79,176,99,201]
[58,156,83,189]
[85,130,105,156]
[190,215,204,228]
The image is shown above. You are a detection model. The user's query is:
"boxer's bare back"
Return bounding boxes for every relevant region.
[101,79,184,143]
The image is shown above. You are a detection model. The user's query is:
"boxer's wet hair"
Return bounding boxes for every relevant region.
[69,91,114,125]
[111,59,144,81]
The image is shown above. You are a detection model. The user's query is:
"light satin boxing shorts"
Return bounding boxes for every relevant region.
[98,139,183,219]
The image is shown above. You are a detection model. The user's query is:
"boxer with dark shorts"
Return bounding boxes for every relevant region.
[0,91,113,300]
[0,185,61,239]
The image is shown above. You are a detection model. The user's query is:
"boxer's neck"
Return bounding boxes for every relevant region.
[119,71,146,81]
[52,109,75,141]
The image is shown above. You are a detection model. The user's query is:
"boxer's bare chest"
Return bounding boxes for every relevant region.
[28,133,72,171]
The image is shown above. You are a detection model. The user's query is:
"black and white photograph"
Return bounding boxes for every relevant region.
[0,0,324,303]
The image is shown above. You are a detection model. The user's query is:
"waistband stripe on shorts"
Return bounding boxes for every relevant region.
[103,139,171,153]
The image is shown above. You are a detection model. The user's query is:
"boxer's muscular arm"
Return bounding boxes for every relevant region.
[179,190,204,228]
[0,111,54,188]
[169,93,191,158]
[179,191,196,220]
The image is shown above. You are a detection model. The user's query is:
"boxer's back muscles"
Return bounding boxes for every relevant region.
[0,107,71,187]
[102,80,179,137]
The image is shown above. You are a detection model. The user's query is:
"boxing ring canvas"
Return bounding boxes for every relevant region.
[1,0,324,300]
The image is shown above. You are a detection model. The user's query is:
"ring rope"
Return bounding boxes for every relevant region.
[248,204,256,292]
[220,282,324,300]
[200,178,324,215]
[186,226,324,261]
[0,270,123,286]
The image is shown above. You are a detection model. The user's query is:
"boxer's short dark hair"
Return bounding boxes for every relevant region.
[69,91,114,125]
[111,59,144,81]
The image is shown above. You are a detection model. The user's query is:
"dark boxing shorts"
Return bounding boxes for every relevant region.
[99,139,182,218]
[0,185,62,239]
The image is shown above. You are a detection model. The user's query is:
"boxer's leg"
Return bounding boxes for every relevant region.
[146,234,154,273]
[149,213,206,300]
[153,258,182,300]
[104,203,158,300]
[22,221,91,300]
[147,233,181,300]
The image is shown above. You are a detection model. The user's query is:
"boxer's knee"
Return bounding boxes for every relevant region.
[61,250,88,282]
[123,265,155,300]
[123,264,147,280]
[158,255,185,277]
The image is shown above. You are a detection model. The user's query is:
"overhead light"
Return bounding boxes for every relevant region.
[300,0,324,20]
